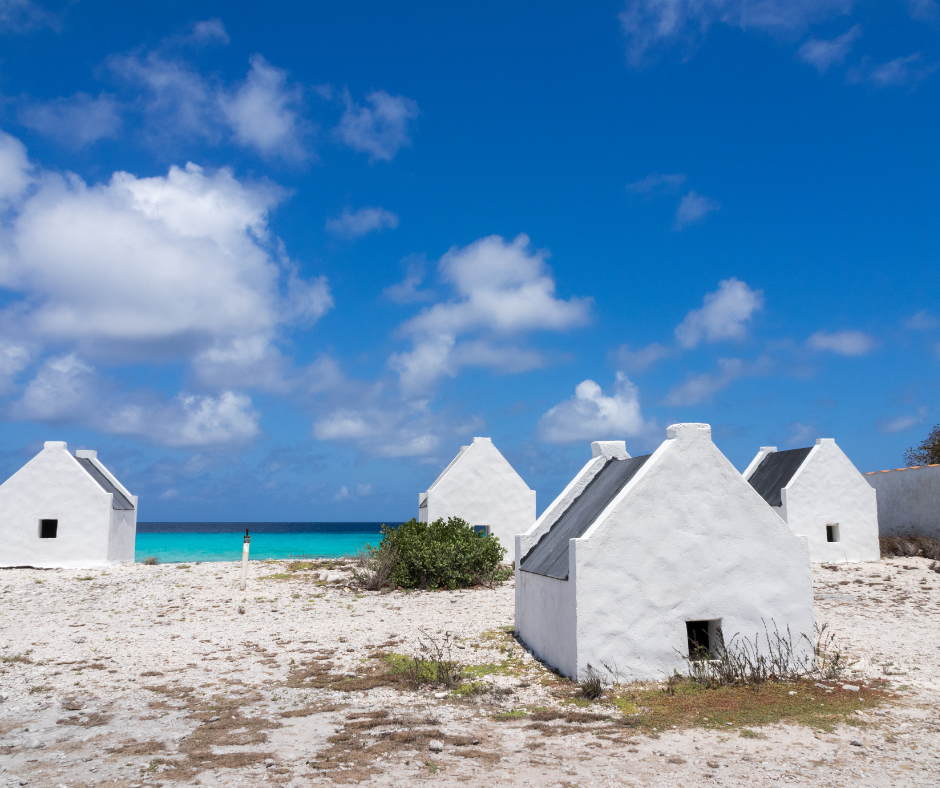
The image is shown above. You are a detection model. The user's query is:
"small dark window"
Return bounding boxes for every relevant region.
[686,619,721,661]
[40,519,58,539]
[826,524,840,543]
[473,525,491,537]
[686,620,710,660]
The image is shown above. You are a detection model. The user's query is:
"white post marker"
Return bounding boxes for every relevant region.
[240,528,250,591]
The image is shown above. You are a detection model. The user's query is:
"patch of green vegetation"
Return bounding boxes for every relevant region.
[494,709,528,720]
[609,678,893,733]
[425,760,440,774]
[368,517,506,590]
[381,652,412,675]
[176,564,191,570]
[612,696,639,715]
[463,660,519,678]
[262,573,293,581]
[564,697,595,708]
[739,728,759,738]
[287,561,318,571]
[77,576,94,581]
[452,681,488,697]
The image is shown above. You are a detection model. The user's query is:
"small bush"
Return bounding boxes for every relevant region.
[143,556,159,566]
[374,517,506,590]
[351,544,398,591]
[880,535,940,561]
[578,664,605,700]
[403,631,464,688]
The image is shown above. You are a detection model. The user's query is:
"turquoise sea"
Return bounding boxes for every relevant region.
[135,523,391,563]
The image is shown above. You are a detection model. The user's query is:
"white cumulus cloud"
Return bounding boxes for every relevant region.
[538,373,653,444]
[19,93,123,147]
[806,330,873,355]
[336,89,419,162]
[0,0,57,33]
[798,24,861,72]
[314,397,481,459]
[619,0,856,65]
[220,54,308,160]
[0,130,31,202]
[626,172,686,195]
[110,41,309,159]
[674,278,764,348]
[905,310,938,330]
[325,206,399,238]
[0,130,331,395]
[11,354,259,446]
[868,53,934,87]
[877,406,928,435]
[664,356,769,406]
[388,233,592,393]
[613,342,672,372]
[674,190,720,229]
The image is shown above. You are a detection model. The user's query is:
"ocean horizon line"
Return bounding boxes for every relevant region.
[138,521,401,534]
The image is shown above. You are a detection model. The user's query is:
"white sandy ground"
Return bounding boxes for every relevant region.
[0,556,938,788]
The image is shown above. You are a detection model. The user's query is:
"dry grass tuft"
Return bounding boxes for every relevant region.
[106,739,167,756]
[56,712,113,727]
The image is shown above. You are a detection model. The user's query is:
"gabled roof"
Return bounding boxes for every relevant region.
[747,447,813,507]
[426,445,471,493]
[76,457,135,510]
[520,454,651,580]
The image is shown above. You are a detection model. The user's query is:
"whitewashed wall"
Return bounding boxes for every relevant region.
[0,442,138,568]
[865,464,940,540]
[514,563,577,677]
[420,437,535,561]
[515,440,628,672]
[518,424,815,682]
[779,439,879,562]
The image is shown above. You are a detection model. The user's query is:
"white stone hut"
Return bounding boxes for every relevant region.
[743,439,879,563]
[864,463,940,540]
[515,424,814,682]
[419,437,535,562]
[0,441,138,568]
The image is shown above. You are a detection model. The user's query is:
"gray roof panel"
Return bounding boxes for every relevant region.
[747,447,813,507]
[520,454,651,580]
[76,457,135,510]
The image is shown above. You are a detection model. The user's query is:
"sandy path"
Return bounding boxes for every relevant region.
[0,557,938,787]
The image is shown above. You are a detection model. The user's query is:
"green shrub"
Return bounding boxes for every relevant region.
[375,517,506,590]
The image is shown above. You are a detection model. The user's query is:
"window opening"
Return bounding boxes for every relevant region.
[686,619,720,661]
[40,519,58,539]
[473,525,491,537]
[826,524,840,543]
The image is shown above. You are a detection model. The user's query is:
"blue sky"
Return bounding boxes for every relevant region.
[0,0,938,521]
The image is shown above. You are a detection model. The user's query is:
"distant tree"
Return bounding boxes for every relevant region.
[904,424,940,467]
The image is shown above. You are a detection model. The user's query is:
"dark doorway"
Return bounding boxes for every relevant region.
[40,519,58,539]
[826,524,840,543]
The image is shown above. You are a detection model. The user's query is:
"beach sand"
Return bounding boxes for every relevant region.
[0,557,938,787]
